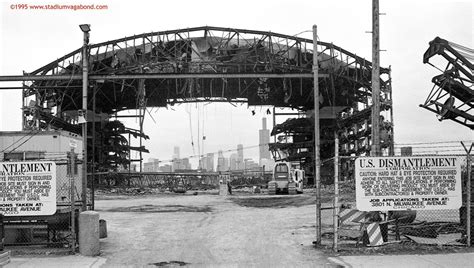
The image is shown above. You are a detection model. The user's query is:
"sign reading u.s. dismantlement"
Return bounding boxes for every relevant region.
[0,161,56,216]
[355,156,462,211]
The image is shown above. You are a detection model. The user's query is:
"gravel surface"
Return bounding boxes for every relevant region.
[95,192,338,267]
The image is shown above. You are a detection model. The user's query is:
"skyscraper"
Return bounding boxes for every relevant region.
[173,146,180,159]
[217,150,228,172]
[204,153,214,172]
[200,155,207,171]
[172,146,179,172]
[229,153,238,171]
[259,117,271,164]
[237,144,244,170]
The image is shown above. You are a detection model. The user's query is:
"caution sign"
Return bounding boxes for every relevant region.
[0,161,56,216]
[355,156,461,211]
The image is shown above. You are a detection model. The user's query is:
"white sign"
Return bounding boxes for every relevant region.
[0,161,57,216]
[355,156,462,211]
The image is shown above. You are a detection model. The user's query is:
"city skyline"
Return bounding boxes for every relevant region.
[150,140,269,171]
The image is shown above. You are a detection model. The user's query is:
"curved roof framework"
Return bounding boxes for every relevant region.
[20,26,394,171]
[25,26,390,113]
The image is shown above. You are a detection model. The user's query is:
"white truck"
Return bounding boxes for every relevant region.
[268,162,304,195]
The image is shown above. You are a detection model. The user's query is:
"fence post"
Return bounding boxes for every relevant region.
[333,132,340,252]
[69,149,77,252]
[461,142,473,247]
[0,214,4,251]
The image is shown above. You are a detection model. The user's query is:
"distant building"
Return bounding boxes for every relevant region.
[217,150,228,172]
[229,153,238,171]
[260,158,275,171]
[172,146,180,171]
[259,118,270,165]
[201,153,214,171]
[172,157,192,171]
[205,153,214,172]
[143,158,160,172]
[244,158,259,173]
[198,158,203,170]
[173,146,180,159]
[159,164,172,172]
[182,158,191,169]
[237,144,244,170]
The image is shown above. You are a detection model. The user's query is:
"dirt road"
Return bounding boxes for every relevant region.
[96,192,337,267]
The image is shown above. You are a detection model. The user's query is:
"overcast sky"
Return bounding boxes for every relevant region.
[0,0,472,167]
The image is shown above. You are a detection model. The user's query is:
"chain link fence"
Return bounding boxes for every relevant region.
[318,153,473,251]
[2,156,82,253]
[92,172,224,193]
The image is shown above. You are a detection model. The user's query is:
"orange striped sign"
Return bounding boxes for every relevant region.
[339,208,368,224]
[366,222,384,246]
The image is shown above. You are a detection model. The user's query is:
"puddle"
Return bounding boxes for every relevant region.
[150,260,189,266]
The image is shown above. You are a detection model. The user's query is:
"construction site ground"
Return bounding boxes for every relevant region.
[6,188,474,267]
[94,190,338,267]
[94,187,474,262]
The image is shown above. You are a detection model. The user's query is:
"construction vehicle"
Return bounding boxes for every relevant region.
[268,162,304,195]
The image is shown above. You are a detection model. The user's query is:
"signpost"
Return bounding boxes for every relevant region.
[355,156,461,211]
[0,161,56,216]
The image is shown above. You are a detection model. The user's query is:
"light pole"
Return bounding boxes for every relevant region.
[80,24,90,211]
[313,25,321,245]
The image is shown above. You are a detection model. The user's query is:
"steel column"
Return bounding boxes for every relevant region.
[333,131,340,252]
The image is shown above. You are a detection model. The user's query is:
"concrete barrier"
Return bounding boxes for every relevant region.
[79,211,100,256]
[219,184,228,196]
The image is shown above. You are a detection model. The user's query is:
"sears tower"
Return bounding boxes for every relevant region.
[259,117,270,164]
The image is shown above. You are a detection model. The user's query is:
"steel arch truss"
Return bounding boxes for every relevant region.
[24,26,389,114]
[20,26,393,172]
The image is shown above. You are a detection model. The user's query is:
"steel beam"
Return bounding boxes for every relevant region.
[0,73,328,82]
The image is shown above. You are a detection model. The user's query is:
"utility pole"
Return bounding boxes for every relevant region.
[79,24,90,211]
[313,25,322,245]
[371,0,381,156]
[92,85,96,210]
